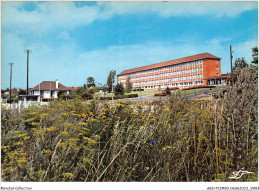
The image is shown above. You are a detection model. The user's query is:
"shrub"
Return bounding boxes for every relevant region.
[115,83,124,96]
[165,87,171,96]
[154,92,167,96]
[126,93,138,98]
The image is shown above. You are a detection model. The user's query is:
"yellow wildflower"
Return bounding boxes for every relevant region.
[17,157,27,163]
[89,112,94,116]
[94,135,100,139]
[78,122,87,126]
[44,126,57,132]
[82,127,90,131]
[117,103,123,107]
[162,147,166,151]
[44,150,53,155]
[14,141,23,146]
[82,157,93,163]
[83,137,97,144]
[60,131,69,136]
[63,173,74,180]
[57,142,65,148]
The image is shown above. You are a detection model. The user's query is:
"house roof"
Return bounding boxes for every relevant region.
[118,53,220,76]
[30,81,70,91]
[68,87,78,90]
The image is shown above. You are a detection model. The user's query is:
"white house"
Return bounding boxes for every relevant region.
[29,80,70,99]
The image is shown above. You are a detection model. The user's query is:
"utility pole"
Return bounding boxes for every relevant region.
[25,49,32,94]
[9,63,14,107]
[230,45,234,88]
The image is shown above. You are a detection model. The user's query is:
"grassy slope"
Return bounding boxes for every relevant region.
[127,86,227,97]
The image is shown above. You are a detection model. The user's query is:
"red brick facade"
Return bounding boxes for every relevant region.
[117,53,222,90]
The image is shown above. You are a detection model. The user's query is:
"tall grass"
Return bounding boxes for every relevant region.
[1,95,257,182]
[1,65,258,182]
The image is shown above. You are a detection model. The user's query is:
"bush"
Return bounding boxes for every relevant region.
[115,83,124,96]
[154,92,167,96]
[165,87,171,96]
[133,88,144,91]
[126,93,138,98]
[99,94,138,100]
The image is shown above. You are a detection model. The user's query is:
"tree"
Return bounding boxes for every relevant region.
[231,57,248,84]
[125,76,132,93]
[234,57,248,68]
[76,86,86,95]
[102,84,109,92]
[251,46,258,65]
[165,86,171,96]
[223,64,258,170]
[115,83,124,96]
[107,70,116,93]
[18,89,26,95]
[87,76,95,88]
[76,86,97,100]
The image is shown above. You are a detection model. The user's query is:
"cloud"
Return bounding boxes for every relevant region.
[2,1,257,33]
[2,2,101,33]
[98,1,257,18]
[233,40,258,63]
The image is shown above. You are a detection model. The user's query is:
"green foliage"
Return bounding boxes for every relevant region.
[115,83,124,96]
[125,76,132,93]
[107,70,116,93]
[232,57,249,84]
[132,88,144,91]
[75,86,97,100]
[102,84,109,92]
[223,65,258,172]
[234,57,248,68]
[251,46,258,65]
[87,76,95,88]
[165,87,171,96]
[126,93,138,98]
[18,89,26,95]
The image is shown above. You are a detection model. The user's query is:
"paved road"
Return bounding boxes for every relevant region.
[114,88,227,103]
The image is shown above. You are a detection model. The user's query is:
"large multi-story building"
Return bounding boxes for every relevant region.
[117,53,227,90]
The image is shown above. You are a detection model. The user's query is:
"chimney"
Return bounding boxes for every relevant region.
[56,79,58,88]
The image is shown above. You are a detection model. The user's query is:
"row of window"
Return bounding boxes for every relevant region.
[131,76,203,86]
[133,81,204,88]
[120,74,203,84]
[118,60,203,80]
[129,67,203,81]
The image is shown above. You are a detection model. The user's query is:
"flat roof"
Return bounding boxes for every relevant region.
[118,52,220,76]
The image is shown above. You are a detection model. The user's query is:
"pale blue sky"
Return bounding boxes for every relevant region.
[1,1,258,89]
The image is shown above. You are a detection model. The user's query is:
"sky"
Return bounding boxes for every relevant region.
[1,1,258,89]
